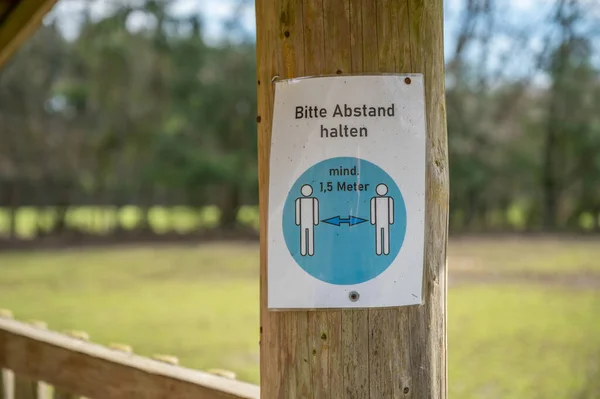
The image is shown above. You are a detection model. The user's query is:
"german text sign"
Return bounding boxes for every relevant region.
[268,75,426,309]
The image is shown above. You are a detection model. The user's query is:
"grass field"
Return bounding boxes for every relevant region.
[1,238,599,398]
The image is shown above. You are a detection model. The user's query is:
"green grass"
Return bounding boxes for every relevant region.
[450,286,600,399]
[0,244,260,382]
[0,238,599,397]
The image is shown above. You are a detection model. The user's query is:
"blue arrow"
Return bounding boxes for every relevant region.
[322,215,368,227]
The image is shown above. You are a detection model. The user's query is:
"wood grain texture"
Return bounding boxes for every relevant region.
[256,0,448,397]
[0,318,260,399]
[0,0,59,68]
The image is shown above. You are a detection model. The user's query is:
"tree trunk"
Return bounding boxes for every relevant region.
[8,182,19,239]
[219,184,240,230]
[542,125,558,231]
[53,185,71,235]
[465,188,477,230]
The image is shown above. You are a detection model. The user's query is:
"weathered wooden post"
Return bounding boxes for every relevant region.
[256,1,448,398]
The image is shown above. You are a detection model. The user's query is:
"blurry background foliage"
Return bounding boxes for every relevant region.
[0,0,598,242]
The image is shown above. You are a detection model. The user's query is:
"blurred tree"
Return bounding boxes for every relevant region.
[0,20,69,237]
[539,0,600,230]
[0,0,598,240]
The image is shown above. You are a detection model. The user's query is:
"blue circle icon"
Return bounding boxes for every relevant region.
[282,157,407,285]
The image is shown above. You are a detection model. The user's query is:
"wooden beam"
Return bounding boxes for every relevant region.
[255,0,448,398]
[0,318,260,399]
[0,2,13,21]
[0,0,59,68]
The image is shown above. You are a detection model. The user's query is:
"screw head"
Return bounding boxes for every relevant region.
[349,291,360,302]
[404,77,412,84]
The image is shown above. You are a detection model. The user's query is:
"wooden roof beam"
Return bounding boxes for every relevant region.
[0,0,59,68]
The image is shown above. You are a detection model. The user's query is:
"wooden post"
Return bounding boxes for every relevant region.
[256,1,448,398]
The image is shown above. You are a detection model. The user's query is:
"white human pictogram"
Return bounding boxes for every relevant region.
[295,184,319,256]
[370,183,394,255]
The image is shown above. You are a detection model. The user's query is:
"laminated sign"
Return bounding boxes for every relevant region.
[268,75,426,309]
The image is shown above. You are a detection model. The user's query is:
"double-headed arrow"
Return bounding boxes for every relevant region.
[321,215,368,227]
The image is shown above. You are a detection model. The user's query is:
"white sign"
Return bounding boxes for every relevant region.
[268,75,426,309]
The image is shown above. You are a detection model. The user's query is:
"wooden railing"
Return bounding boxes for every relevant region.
[0,310,260,399]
